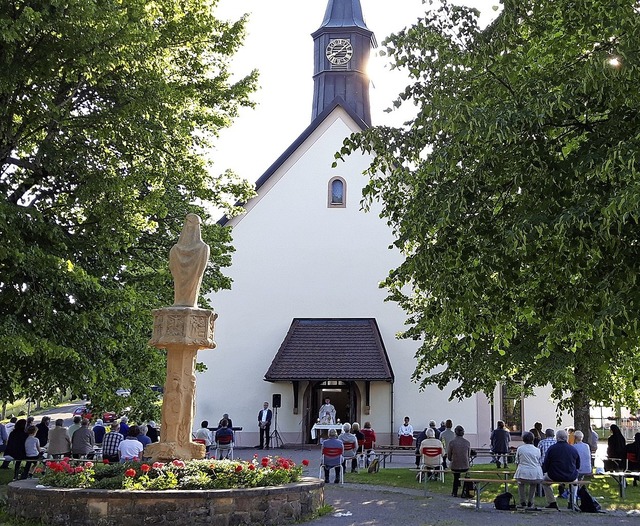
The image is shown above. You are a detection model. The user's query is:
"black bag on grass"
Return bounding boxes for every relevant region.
[494,491,515,510]
[578,485,601,513]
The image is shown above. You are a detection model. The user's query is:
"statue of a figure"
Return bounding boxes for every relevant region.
[169,214,210,308]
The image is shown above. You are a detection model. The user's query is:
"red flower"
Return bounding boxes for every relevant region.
[85,461,94,469]
[302,459,309,466]
[235,464,243,472]
[140,464,150,473]
[248,464,255,470]
[171,460,185,468]
[74,467,84,473]
[261,457,269,467]
[152,462,165,469]
[125,468,136,478]
[103,459,110,464]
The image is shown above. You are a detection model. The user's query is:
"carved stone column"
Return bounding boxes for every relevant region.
[145,306,217,461]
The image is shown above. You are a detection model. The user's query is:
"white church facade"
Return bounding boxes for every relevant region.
[195,0,567,447]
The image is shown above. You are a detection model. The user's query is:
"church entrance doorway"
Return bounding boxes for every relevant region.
[303,381,360,443]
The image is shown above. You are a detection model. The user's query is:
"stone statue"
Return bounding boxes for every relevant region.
[147,213,216,462]
[169,213,210,307]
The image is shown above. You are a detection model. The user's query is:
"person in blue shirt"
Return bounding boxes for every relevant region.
[215,419,234,459]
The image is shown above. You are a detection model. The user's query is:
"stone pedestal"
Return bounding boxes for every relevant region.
[146,307,216,462]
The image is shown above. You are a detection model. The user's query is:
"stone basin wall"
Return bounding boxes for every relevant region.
[7,477,324,526]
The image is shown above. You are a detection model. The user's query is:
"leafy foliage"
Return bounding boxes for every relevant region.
[0,0,257,414]
[339,0,640,427]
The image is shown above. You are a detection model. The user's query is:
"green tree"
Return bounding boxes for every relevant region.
[0,0,257,419]
[340,0,640,438]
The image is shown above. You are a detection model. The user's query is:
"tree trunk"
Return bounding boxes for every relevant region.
[573,366,592,448]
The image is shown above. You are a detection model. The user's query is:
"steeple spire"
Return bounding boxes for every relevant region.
[311,0,377,126]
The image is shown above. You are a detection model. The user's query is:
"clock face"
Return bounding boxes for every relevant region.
[326,39,353,65]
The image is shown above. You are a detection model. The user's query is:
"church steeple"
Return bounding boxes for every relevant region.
[311,0,377,126]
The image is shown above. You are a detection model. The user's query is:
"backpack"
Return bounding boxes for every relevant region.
[493,491,515,510]
[578,485,602,513]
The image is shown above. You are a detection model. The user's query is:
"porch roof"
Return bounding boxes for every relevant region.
[264,318,394,382]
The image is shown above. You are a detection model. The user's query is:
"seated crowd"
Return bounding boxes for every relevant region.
[0,414,160,480]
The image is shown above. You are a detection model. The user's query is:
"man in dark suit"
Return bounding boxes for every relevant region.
[257,401,272,449]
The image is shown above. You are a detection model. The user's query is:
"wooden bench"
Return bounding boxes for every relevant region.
[602,471,640,499]
[376,445,417,468]
[464,477,589,511]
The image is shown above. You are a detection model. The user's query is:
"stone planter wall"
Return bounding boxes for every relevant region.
[7,477,324,526]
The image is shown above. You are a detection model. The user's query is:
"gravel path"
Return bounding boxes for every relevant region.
[312,483,640,525]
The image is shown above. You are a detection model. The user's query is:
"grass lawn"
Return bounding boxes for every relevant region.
[344,463,640,511]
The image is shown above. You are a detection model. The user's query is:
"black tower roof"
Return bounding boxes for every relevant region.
[311,0,376,126]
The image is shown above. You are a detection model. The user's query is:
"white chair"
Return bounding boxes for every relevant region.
[419,445,445,483]
[319,446,344,485]
[217,435,234,459]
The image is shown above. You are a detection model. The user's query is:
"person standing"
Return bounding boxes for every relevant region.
[257,401,272,450]
[319,398,336,424]
[47,419,71,458]
[447,425,471,498]
[440,420,455,469]
[514,431,543,509]
[398,416,414,446]
[490,420,511,468]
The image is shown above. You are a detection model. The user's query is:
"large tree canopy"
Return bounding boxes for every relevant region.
[341,0,640,433]
[0,0,257,420]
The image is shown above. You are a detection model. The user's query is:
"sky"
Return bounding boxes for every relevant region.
[211,0,500,182]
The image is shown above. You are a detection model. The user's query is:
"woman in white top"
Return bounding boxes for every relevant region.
[514,431,544,508]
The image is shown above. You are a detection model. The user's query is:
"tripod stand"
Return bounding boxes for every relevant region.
[269,406,284,448]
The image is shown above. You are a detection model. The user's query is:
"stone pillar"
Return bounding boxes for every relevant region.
[145,306,217,461]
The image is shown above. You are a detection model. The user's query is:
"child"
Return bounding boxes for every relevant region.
[22,425,42,479]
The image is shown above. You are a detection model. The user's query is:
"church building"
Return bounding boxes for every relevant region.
[196,0,564,447]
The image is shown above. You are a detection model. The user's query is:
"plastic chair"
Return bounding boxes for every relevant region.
[319,446,344,484]
[419,446,444,482]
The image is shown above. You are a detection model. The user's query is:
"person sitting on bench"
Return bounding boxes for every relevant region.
[541,429,580,510]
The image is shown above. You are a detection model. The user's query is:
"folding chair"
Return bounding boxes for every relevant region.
[319,446,344,484]
[215,434,234,460]
[419,446,444,482]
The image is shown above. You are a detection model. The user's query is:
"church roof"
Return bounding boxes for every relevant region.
[315,0,371,34]
[264,318,395,382]
[218,97,367,226]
